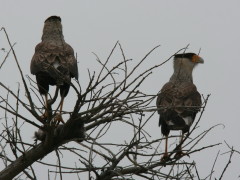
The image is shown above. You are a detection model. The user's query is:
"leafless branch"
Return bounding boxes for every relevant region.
[0,29,236,180]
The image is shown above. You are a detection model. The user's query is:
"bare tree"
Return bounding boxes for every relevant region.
[0,28,238,180]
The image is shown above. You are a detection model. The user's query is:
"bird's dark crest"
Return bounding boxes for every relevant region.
[174,53,197,59]
[45,16,61,23]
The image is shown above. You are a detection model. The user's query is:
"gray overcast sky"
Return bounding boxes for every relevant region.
[1,0,240,179]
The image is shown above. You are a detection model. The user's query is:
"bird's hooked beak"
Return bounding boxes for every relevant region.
[192,55,204,64]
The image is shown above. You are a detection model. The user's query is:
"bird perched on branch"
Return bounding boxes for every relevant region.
[156,53,203,161]
[31,16,78,124]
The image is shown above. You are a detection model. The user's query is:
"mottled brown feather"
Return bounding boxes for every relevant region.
[30,16,78,97]
[156,81,202,115]
[30,41,78,79]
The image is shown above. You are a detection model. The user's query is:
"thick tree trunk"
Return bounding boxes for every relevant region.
[0,142,58,180]
[0,120,85,180]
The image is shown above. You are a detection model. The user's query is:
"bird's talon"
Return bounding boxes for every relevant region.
[174,151,189,159]
[53,113,65,125]
[40,112,48,123]
[161,153,170,162]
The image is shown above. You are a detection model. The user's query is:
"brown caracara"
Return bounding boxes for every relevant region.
[30,16,78,123]
[156,53,203,160]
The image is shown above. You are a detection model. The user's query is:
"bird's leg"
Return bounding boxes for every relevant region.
[161,135,170,162]
[174,132,189,158]
[40,94,48,122]
[53,97,65,125]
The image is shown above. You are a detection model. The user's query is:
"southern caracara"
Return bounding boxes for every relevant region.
[156,53,203,160]
[30,16,78,124]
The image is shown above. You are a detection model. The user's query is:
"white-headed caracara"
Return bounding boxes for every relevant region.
[30,16,78,124]
[156,53,203,161]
